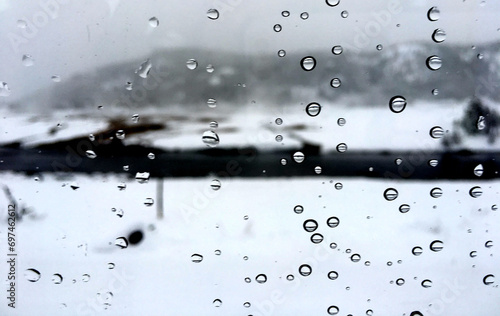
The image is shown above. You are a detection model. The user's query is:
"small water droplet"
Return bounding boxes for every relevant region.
[430,126,444,138]
[300,56,316,71]
[210,179,221,191]
[286,274,294,281]
[243,302,251,308]
[275,118,283,125]
[421,279,432,288]
[426,55,442,71]
[430,187,443,198]
[328,271,339,280]
[337,118,346,126]
[280,158,288,166]
[432,28,446,43]
[432,88,439,96]
[327,216,340,228]
[469,186,482,198]
[477,53,484,60]
[303,219,318,232]
[389,96,407,113]
[108,263,115,269]
[131,114,140,123]
[477,116,486,130]
[82,274,91,282]
[273,24,282,32]
[314,166,322,174]
[256,274,267,284]
[52,273,63,284]
[311,233,324,244]
[327,305,340,315]
[22,54,34,67]
[412,246,423,256]
[144,198,154,206]
[125,81,133,90]
[428,159,439,167]
[294,205,304,214]
[428,6,440,21]
[330,242,337,249]
[86,150,97,159]
[25,269,41,282]
[335,182,343,190]
[376,44,383,51]
[209,121,218,129]
[293,151,305,163]
[351,254,361,263]
[396,278,405,286]
[115,130,125,140]
[384,188,399,201]
[206,64,215,73]
[207,9,219,20]
[244,277,251,283]
[300,12,309,20]
[51,75,61,82]
[483,274,495,285]
[0,82,11,97]
[298,264,312,276]
[305,102,321,116]
[202,130,220,147]
[115,237,128,249]
[275,135,283,142]
[341,10,349,18]
[148,17,159,27]
[214,249,221,256]
[186,59,198,70]
[336,143,348,153]
[474,164,484,177]
[485,240,493,248]
[135,59,152,78]
[191,254,203,263]
[213,299,222,307]
[332,45,343,55]
[135,172,150,184]
[282,11,290,17]
[430,240,443,252]
[278,49,286,57]
[470,251,478,258]
[330,78,341,88]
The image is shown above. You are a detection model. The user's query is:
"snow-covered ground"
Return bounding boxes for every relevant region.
[0,172,498,315]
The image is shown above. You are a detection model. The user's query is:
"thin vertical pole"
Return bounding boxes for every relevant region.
[156,178,164,220]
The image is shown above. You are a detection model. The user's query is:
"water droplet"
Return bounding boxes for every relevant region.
[211,179,221,191]
[0,82,11,97]
[428,159,439,167]
[214,249,222,256]
[305,102,321,117]
[125,81,133,90]
[396,278,405,286]
[330,242,337,249]
[376,44,383,51]
[314,166,322,174]
[108,263,115,269]
[300,56,316,71]
[293,151,305,163]
[244,277,251,283]
[207,9,219,20]
[492,204,498,211]
[469,186,482,198]
[483,274,495,285]
[432,88,439,96]
[311,233,324,244]
[202,130,220,147]
[213,299,222,307]
[115,237,128,249]
[336,143,348,153]
[485,240,493,248]
[243,302,251,308]
[275,118,283,125]
[281,158,288,166]
[421,279,433,288]
[477,116,486,130]
[273,24,282,32]
[432,28,446,43]
[148,17,159,27]
[474,164,484,177]
[86,150,97,159]
[366,310,374,316]
[430,240,443,252]
[277,49,286,57]
[330,78,341,88]
[135,172,150,184]
[395,158,403,165]
[209,121,218,129]
[412,246,423,256]
[52,273,63,284]
[341,10,349,18]
[275,135,283,142]
[428,6,440,21]
[430,126,444,139]
[22,54,34,67]
[327,305,340,315]
[335,182,343,190]
[332,45,343,55]
[327,216,340,228]
[132,114,140,123]
[303,219,318,232]
[300,12,309,20]
[206,64,215,73]
[286,274,294,281]
[430,187,443,198]
[144,198,154,206]
[337,118,346,126]
[282,11,290,17]
[389,96,407,113]
[115,130,125,140]
[206,98,217,108]
[17,19,27,28]
[384,188,398,201]
[351,254,361,263]
[328,271,339,280]
[51,75,61,82]
[426,55,442,71]
[135,59,152,78]
[298,264,312,276]
[191,254,203,263]
[25,269,41,282]
[255,274,267,284]
[411,312,424,316]
[294,205,304,214]
[186,59,198,70]
[397,204,410,214]
[326,0,341,6]
[470,251,477,258]
[477,53,484,60]
[82,274,90,282]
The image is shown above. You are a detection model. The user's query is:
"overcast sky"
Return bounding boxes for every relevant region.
[0,0,499,102]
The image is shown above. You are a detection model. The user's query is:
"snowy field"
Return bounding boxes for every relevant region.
[0,172,498,315]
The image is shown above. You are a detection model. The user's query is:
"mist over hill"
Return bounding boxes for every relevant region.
[10,41,500,111]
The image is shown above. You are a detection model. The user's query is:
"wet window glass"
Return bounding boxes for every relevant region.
[0,1,499,315]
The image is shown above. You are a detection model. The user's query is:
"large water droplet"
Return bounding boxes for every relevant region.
[305,102,321,117]
[52,273,63,284]
[327,305,340,315]
[483,274,495,285]
[332,45,343,55]
[470,251,478,258]
[410,312,423,316]
[148,17,159,27]
[430,240,443,252]
[293,151,305,163]
[206,64,215,73]
[337,118,346,126]
[207,9,219,20]
[144,198,154,206]
[300,56,316,71]
[430,126,444,138]
[432,29,446,43]
[336,143,348,153]
[0,82,11,97]
[298,264,312,276]
[186,59,198,70]
[311,233,324,244]
[135,172,150,184]
[485,240,493,248]
[384,188,399,201]
[421,279,433,288]
[474,164,484,177]
[22,54,34,67]
[326,0,340,7]
[255,274,267,284]
[469,186,482,198]
[281,11,290,17]
[426,55,442,71]
[399,204,410,213]
[396,278,405,286]
[427,6,440,21]
[25,269,41,282]
[389,96,407,113]
[327,216,340,228]
[300,12,309,20]
[351,254,361,263]
[115,237,128,249]
[430,187,443,198]
[191,254,203,263]
[328,271,339,280]
[273,24,282,32]
[135,59,152,78]
[86,150,97,159]
[202,130,220,147]
[303,219,318,232]
[412,246,423,256]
